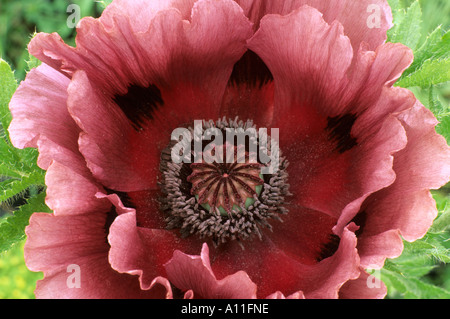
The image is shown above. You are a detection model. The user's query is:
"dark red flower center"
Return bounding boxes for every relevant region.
[159,118,290,245]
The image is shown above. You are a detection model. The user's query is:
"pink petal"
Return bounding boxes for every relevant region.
[57,0,253,192]
[137,0,254,113]
[339,268,387,299]
[27,33,79,79]
[96,192,135,216]
[164,243,258,299]
[355,43,413,90]
[248,5,353,112]
[248,7,413,135]
[100,0,198,32]
[25,213,107,272]
[8,63,82,170]
[25,213,163,298]
[30,0,252,101]
[343,43,414,124]
[309,0,393,51]
[248,6,417,238]
[301,224,360,298]
[108,211,260,299]
[107,211,198,290]
[272,101,408,240]
[355,103,450,268]
[34,136,87,175]
[332,114,407,232]
[45,161,110,216]
[357,230,404,267]
[395,103,450,192]
[237,0,392,50]
[209,224,360,298]
[266,291,305,299]
[149,276,174,299]
[68,70,157,192]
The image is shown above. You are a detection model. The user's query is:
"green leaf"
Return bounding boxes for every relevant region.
[0,127,41,177]
[396,58,450,87]
[382,268,450,299]
[435,113,450,144]
[0,59,17,140]
[402,27,450,79]
[0,192,50,253]
[384,254,438,278]
[25,42,41,74]
[431,29,450,60]
[387,0,403,13]
[405,86,450,143]
[404,232,450,264]
[382,191,450,298]
[427,86,449,118]
[430,194,450,233]
[387,0,423,50]
[0,172,44,204]
[97,0,113,9]
[396,26,450,88]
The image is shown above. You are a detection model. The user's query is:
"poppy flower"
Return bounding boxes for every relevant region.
[9,0,450,298]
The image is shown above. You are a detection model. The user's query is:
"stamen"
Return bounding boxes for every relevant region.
[159,118,290,245]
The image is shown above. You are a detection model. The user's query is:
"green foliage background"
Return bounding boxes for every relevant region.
[0,0,449,299]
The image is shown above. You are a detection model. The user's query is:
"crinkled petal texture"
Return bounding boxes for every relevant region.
[9,0,450,299]
[25,161,170,298]
[236,0,393,51]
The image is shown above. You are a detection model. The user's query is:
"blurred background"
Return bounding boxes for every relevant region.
[0,0,104,81]
[0,0,449,298]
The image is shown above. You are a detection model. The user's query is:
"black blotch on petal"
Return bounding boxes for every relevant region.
[316,234,341,262]
[326,114,358,153]
[228,50,274,88]
[113,84,164,131]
